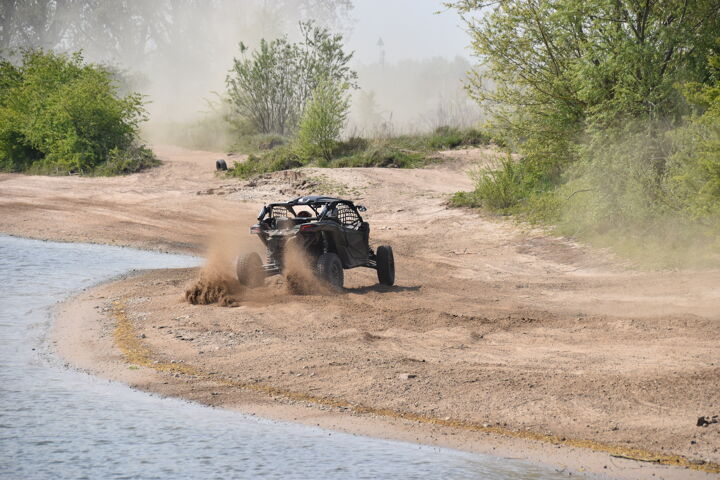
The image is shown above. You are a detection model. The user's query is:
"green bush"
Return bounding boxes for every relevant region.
[231,133,288,154]
[665,72,720,225]
[331,136,370,157]
[450,157,529,212]
[227,22,357,136]
[226,127,488,178]
[426,126,491,150]
[92,145,160,176]
[0,49,149,175]
[332,144,430,168]
[295,80,350,162]
[228,145,304,178]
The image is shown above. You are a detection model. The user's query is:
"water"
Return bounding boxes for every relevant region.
[0,235,572,479]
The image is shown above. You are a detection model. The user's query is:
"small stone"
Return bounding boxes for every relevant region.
[697,415,719,427]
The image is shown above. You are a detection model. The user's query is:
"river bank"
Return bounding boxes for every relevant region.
[54,267,719,479]
[6,235,549,480]
[2,146,719,478]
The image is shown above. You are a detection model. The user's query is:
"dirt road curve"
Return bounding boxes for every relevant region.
[3,146,719,475]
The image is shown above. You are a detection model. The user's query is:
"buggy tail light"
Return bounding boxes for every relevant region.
[299,224,318,232]
[250,225,261,234]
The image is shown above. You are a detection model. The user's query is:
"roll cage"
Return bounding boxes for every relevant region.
[256,196,367,229]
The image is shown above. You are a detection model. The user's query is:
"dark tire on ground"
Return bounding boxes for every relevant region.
[236,252,264,287]
[216,159,228,171]
[316,252,344,291]
[376,245,395,286]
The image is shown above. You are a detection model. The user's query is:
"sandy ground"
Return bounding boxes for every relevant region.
[2,146,718,478]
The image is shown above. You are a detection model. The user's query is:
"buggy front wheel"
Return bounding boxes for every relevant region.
[376,246,395,286]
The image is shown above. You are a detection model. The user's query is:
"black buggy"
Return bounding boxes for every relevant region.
[236,196,395,290]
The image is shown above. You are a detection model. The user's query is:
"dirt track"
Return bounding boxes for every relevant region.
[3,146,719,476]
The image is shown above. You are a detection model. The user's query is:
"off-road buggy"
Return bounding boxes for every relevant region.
[236,196,395,290]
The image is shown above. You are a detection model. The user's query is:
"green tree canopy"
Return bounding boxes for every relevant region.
[0,49,148,174]
[448,0,720,178]
[226,21,357,135]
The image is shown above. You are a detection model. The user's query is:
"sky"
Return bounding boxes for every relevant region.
[346,0,473,65]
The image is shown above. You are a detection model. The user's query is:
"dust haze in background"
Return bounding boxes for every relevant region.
[2,1,480,146]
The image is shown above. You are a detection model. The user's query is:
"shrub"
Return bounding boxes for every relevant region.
[231,134,288,154]
[226,127,486,178]
[228,145,303,179]
[665,67,720,225]
[332,136,370,157]
[333,144,430,168]
[295,79,350,162]
[227,21,357,136]
[427,126,491,150]
[0,49,148,175]
[451,157,528,212]
[92,145,160,176]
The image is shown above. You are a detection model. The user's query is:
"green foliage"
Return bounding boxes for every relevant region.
[426,126,491,149]
[450,157,530,212]
[329,143,431,168]
[448,0,720,192]
[226,21,357,136]
[231,133,289,155]
[448,1,720,264]
[225,127,494,178]
[92,145,160,176]
[665,56,720,225]
[0,49,149,175]
[295,79,350,162]
[229,145,303,179]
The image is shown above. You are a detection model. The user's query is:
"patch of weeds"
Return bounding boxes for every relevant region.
[230,133,289,155]
[92,145,160,176]
[228,145,303,179]
[227,126,490,178]
[426,126,492,150]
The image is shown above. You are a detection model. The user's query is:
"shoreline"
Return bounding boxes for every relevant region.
[53,268,720,480]
[4,146,718,479]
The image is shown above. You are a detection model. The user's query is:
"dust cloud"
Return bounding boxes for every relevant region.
[282,238,331,295]
[183,213,334,306]
[184,216,255,307]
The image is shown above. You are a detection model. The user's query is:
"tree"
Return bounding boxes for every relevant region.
[295,79,350,161]
[226,21,356,135]
[1,1,354,63]
[0,50,148,174]
[447,0,720,181]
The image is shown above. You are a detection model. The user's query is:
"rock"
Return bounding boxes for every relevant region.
[398,373,417,380]
[697,415,719,427]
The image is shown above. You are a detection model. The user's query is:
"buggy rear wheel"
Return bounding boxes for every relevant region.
[376,245,395,286]
[236,252,264,287]
[316,252,344,291]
